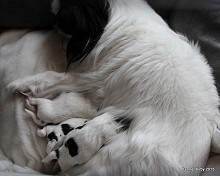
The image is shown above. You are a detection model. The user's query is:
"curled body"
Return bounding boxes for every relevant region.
[6,0,220,175]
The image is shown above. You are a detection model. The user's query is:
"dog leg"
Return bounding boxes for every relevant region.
[6,71,71,95]
[42,112,120,172]
[39,118,88,153]
[24,92,96,126]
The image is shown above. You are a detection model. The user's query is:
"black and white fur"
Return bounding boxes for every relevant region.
[7,0,220,175]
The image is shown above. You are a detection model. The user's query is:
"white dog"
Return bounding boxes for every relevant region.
[6,0,220,175]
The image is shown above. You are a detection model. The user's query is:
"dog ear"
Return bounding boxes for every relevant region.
[55,0,110,69]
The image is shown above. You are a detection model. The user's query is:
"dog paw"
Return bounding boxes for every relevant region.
[37,118,88,153]
[42,113,117,172]
[24,96,74,126]
[43,126,98,171]
[24,92,96,126]
[6,79,33,95]
[24,97,55,126]
[6,71,66,95]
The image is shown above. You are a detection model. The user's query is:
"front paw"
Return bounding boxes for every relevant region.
[37,118,88,154]
[42,121,94,171]
[6,71,65,95]
[6,78,34,95]
[43,127,100,171]
[43,113,117,172]
[24,97,54,126]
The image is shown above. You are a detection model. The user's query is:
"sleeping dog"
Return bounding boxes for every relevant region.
[7,0,220,175]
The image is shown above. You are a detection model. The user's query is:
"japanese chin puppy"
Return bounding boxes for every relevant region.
[7,0,220,175]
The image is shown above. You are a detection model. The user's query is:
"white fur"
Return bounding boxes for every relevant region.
[24,92,96,126]
[5,0,220,176]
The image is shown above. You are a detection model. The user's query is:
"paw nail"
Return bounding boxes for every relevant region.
[37,128,46,137]
[42,151,57,163]
[25,99,36,112]
[19,91,29,97]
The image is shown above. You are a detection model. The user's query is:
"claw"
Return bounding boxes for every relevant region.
[24,109,45,126]
[42,151,58,163]
[19,91,31,97]
[25,99,36,112]
[37,128,46,137]
[25,108,37,119]
[47,138,64,154]
[47,140,57,154]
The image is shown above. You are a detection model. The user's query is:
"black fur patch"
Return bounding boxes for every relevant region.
[48,132,58,141]
[55,0,110,70]
[75,123,86,130]
[115,116,132,131]
[61,124,74,135]
[46,122,59,126]
[55,149,60,159]
[65,138,79,157]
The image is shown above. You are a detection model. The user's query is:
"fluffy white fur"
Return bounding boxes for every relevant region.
[4,0,220,176]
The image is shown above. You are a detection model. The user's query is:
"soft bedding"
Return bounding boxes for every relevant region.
[0,30,66,175]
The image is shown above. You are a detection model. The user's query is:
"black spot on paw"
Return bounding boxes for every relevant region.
[55,149,60,159]
[61,124,74,135]
[48,132,58,141]
[115,116,132,131]
[65,138,78,157]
